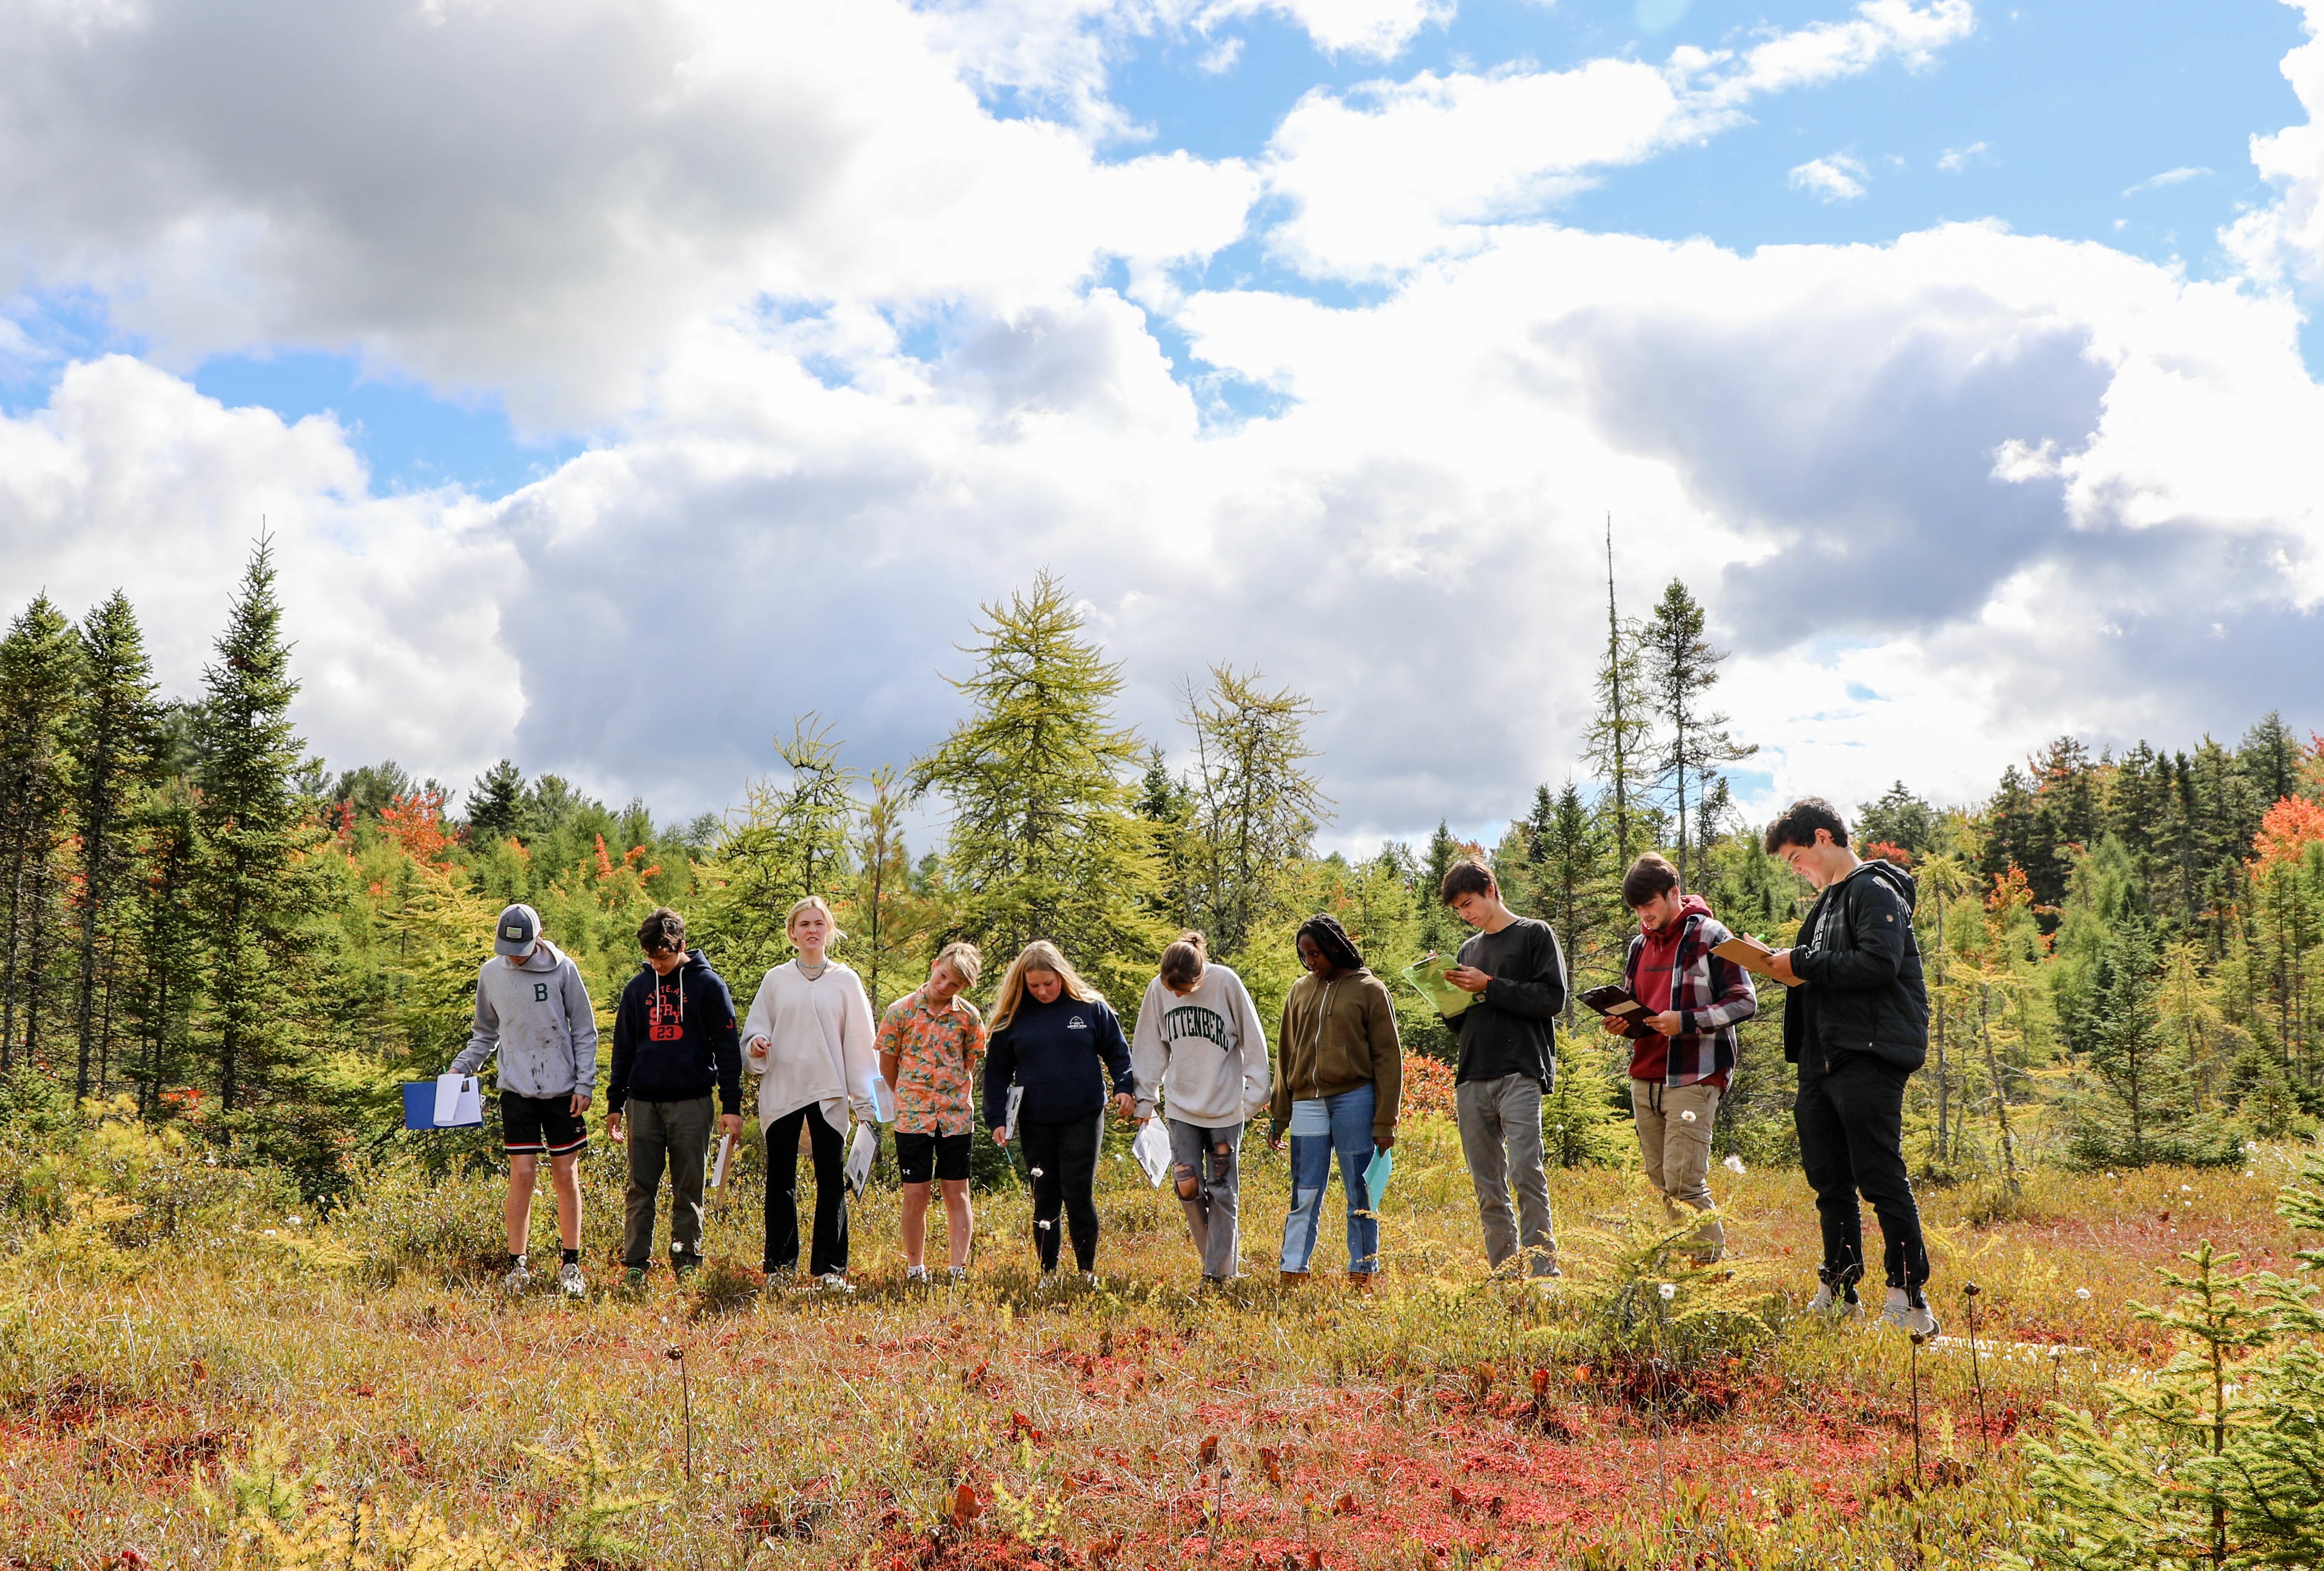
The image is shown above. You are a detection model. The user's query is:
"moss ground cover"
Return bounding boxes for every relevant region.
[0,1115,2312,1569]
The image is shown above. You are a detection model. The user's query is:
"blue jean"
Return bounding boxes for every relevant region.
[1277,1084,1378,1274]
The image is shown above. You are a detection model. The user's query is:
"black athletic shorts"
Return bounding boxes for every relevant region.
[894,1130,971,1185]
[502,1090,589,1158]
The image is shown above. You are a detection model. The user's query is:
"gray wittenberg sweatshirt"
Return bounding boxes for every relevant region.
[451,940,600,1099]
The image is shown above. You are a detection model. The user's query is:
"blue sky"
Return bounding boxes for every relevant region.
[10,0,2311,503]
[1,0,2319,842]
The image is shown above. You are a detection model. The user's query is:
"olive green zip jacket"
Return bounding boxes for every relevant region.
[1268,968,1402,1142]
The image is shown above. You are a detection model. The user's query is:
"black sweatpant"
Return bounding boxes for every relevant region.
[1019,1111,1104,1272]
[764,1103,849,1276]
[1794,1054,1928,1294]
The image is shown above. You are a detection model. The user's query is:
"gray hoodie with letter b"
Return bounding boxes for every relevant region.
[451,940,600,1099]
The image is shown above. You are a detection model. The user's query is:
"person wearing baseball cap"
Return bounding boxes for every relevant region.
[449,902,602,1297]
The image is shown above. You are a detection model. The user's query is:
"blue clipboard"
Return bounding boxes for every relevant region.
[402,1082,484,1130]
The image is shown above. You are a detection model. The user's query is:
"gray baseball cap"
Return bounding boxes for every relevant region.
[493,903,542,957]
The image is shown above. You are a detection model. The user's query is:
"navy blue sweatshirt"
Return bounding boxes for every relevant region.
[607,949,742,1115]
[981,993,1133,1127]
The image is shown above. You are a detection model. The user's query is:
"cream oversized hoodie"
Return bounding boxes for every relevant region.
[741,958,883,1137]
[1130,963,1270,1128]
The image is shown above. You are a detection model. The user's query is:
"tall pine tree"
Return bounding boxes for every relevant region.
[1180,666,1327,961]
[1582,521,1652,866]
[0,595,84,1076]
[194,539,330,1112]
[70,592,162,1098]
[1638,578,1755,889]
[910,574,1164,997]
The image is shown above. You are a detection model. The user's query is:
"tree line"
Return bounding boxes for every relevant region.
[2,546,2317,1196]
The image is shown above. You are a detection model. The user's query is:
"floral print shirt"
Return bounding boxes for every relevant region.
[876,986,987,1135]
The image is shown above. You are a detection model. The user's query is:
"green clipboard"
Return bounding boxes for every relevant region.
[1398,952,1475,1017]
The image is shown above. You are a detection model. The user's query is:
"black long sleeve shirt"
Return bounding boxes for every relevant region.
[1448,917,1568,1086]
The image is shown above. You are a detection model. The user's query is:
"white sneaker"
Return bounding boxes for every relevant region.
[1806,1282,1863,1319]
[503,1261,531,1295]
[905,1265,930,1286]
[1881,1287,1939,1338]
[947,1266,968,1286]
[818,1272,854,1294]
[1083,1271,1101,1289]
[558,1262,585,1298]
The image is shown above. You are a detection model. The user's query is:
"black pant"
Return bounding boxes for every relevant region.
[764,1104,849,1276]
[1795,1054,1928,1293]
[1019,1112,1104,1272]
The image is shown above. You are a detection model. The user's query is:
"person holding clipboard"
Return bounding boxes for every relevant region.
[740,895,882,1294]
[1593,854,1756,1265]
[606,907,743,1290]
[983,940,1136,1285]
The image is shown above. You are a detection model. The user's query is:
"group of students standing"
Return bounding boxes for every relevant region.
[449,793,1938,1336]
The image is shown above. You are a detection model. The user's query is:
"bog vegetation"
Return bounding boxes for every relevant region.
[3,541,2324,1567]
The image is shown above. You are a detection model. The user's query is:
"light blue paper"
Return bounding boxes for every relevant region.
[1363,1146,1395,1208]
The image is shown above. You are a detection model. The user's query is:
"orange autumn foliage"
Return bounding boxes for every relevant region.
[377,789,454,867]
[2254,794,2324,868]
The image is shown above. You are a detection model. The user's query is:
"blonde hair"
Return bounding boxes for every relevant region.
[785,894,846,945]
[1159,929,1208,990]
[988,939,1101,1034]
[934,940,983,991]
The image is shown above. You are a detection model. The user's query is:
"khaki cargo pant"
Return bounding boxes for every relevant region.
[1629,1078,1725,1262]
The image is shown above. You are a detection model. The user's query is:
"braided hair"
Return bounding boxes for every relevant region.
[1295,913,1364,973]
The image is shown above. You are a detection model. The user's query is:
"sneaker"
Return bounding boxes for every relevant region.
[905,1265,931,1287]
[622,1266,647,1291]
[558,1262,586,1298]
[762,1266,795,1296]
[818,1272,854,1294]
[503,1261,531,1295]
[1881,1287,1940,1338]
[947,1266,968,1286]
[673,1255,700,1282]
[1083,1272,1102,1289]
[1806,1282,1864,1319]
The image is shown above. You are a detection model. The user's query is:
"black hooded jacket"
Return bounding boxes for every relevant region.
[1782,859,1929,1075]
[608,948,742,1114]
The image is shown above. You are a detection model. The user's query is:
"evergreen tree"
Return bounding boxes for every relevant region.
[700,716,859,984]
[1180,666,1327,960]
[1417,819,1464,958]
[1528,782,1611,1024]
[128,780,202,1118]
[1582,522,1652,866]
[464,759,525,844]
[69,592,162,1099]
[909,574,1164,998]
[1637,578,1755,889]
[1982,764,2042,891]
[193,538,332,1113]
[2064,909,2234,1169]
[2239,711,2301,808]
[1135,744,1199,933]
[852,766,937,1013]
[1856,780,1939,859]
[0,595,84,1075]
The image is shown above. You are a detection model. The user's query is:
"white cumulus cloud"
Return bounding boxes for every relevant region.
[1790,154,1870,202]
[1259,1,1971,277]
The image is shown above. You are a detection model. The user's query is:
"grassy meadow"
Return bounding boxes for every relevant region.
[2,1105,2316,1571]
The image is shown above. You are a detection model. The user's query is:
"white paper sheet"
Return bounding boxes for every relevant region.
[845,1123,877,1196]
[1130,1117,1171,1187]
[433,1074,481,1127]
[708,1132,733,1189]
[1001,1084,1025,1143]
[871,1074,897,1124]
